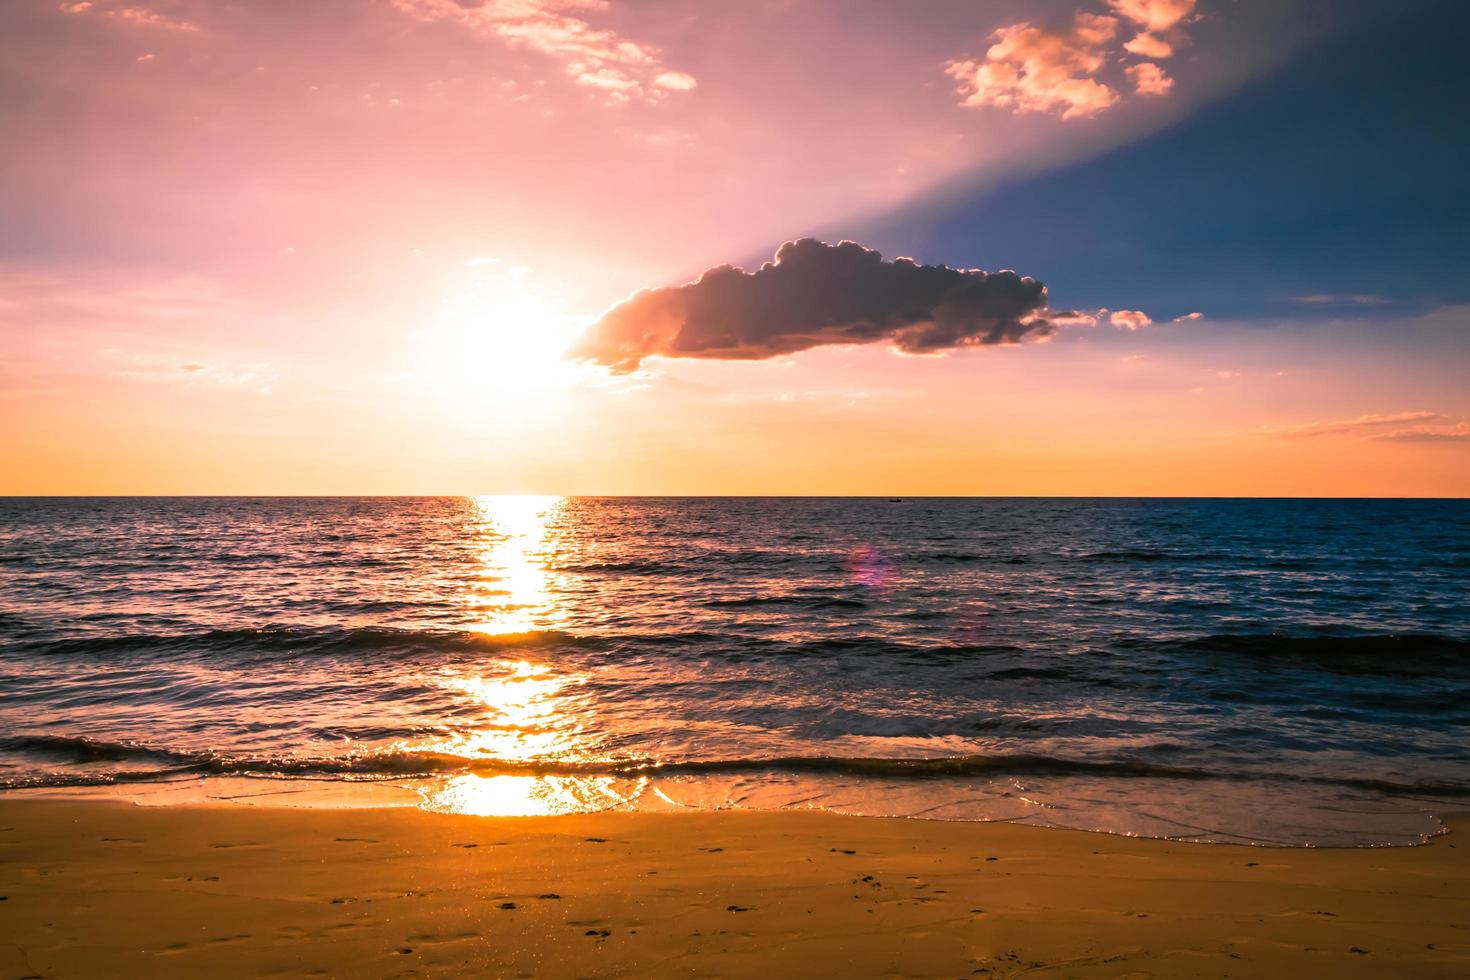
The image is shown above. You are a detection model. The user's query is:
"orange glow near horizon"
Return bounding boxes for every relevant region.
[0,3,1465,497]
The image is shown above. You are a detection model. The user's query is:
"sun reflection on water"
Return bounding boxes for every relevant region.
[466,494,566,637]
[417,498,622,815]
[439,659,582,762]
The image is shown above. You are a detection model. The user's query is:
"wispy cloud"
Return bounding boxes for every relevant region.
[1268,411,1444,439]
[945,0,1194,119]
[114,354,280,394]
[1293,293,1392,306]
[391,0,695,105]
[1377,422,1470,444]
[59,1,201,33]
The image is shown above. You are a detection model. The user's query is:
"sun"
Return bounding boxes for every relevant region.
[416,266,587,409]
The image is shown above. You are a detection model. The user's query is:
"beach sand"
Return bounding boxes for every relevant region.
[0,799,1466,978]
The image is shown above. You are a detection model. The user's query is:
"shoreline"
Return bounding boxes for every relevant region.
[1,798,1466,977]
[0,771,1456,848]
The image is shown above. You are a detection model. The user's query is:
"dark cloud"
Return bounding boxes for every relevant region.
[570,239,1055,373]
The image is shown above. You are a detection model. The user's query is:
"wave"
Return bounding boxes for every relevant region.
[553,560,686,575]
[702,595,868,611]
[5,734,1467,798]
[10,625,1038,663]
[17,626,604,659]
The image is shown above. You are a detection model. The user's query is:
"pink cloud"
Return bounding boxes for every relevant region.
[1048,309,1103,328]
[1172,311,1204,322]
[653,71,698,92]
[1123,32,1173,58]
[1107,0,1196,33]
[1109,309,1152,330]
[945,12,1121,120]
[60,1,200,32]
[1127,62,1174,96]
[946,0,1199,119]
[391,0,694,105]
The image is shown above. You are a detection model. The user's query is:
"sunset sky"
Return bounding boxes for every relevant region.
[3,0,1467,495]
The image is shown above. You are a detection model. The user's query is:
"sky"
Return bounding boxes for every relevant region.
[2,0,1467,495]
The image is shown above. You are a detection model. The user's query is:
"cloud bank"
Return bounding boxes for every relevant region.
[570,239,1056,373]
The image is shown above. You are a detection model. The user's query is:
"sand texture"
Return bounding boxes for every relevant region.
[0,799,1466,978]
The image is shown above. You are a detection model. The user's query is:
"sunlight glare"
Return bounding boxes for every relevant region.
[466,495,566,636]
[417,267,587,410]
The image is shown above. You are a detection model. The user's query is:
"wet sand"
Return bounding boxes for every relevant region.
[0,799,1466,978]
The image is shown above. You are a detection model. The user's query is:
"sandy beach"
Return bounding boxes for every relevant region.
[0,799,1465,978]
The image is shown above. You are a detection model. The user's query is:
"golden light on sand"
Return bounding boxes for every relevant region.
[419,772,638,817]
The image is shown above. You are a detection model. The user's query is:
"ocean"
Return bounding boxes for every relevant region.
[1,496,1466,846]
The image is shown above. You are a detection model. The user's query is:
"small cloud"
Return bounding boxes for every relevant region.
[1107,0,1196,33]
[465,256,500,267]
[180,362,208,373]
[1123,33,1172,58]
[1171,311,1204,322]
[1109,309,1152,330]
[653,71,698,92]
[1126,62,1174,96]
[1215,370,1240,379]
[1049,309,1104,328]
[135,52,155,62]
[1046,310,1105,329]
